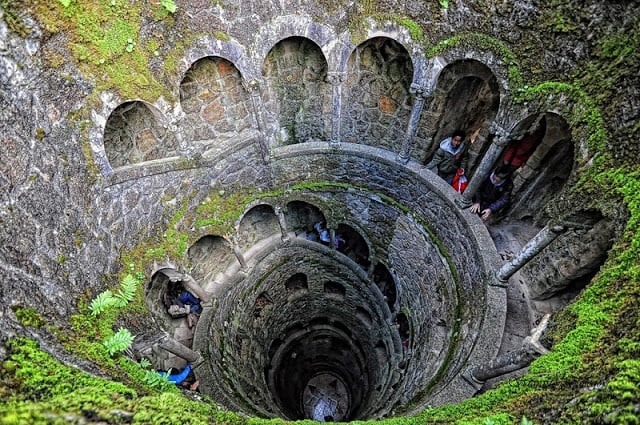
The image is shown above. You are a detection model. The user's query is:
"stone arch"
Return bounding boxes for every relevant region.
[179,57,253,151]
[237,204,280,251]
[341,37,414,152]
[335,223,371,270]
[145,268,202,361]
[182,36,254,81]
[147,268,179,330]
[354,25,428,85]
[395,311,411,354]
[421,59,500,170]
[103,100,177,168]
[254,291,273,318]
[285,273,308,293]
[505,112,574,223]
[324,280,347,298]
[187,234,234,285]
[522,210,616,308]
[284,200,327,240]
[373,262,398,313]
[262,37,330,145]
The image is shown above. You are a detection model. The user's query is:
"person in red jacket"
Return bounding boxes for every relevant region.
[503,116,546,173]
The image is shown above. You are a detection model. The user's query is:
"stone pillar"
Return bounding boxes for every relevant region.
[180,274,211,303]
[456,121,510,209]
[245,78,270,163]
[158,334,204,367]
[327,71,347,149]
[496,224,566,284]
[274,205,290,242]
[168,120,199,160]
[330,228,337,250]
[397,83,432,163]
[232,237,248,271]
[161,269,210,303]
[464,314,550,386]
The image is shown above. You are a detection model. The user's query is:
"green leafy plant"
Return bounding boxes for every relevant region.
[160,0,177,13]
[125,37,135,53]
[58,0,71,7]
[114,274,138,308]
[89,290,117,316]
[90,273,141,315]
[142,368,174,390]
[103,328,134,356]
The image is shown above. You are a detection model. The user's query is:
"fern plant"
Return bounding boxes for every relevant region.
[90,290,117,316]
[142,368,174,390]
[90,273,141,315]
[114,274,138,308]
[104,328,135,356]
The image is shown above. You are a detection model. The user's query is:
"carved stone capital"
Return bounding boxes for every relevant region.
[409,83,432,99]
[489,121,511,146]
[489,120,507,137]
[244,78,262,94]
[326,71,347,86]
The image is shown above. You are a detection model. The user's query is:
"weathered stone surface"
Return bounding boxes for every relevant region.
[0,0,636,420]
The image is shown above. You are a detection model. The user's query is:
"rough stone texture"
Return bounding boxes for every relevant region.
[523,217,616,300]
[0,0,637,421]
[179,57,253,148]
[263,37,330,145]
[341,37,413,152]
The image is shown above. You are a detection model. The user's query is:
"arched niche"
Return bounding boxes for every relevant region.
[179,57,252,150]
[284,200,327,240]
[421,59,500,171]
[254,291,273,319]
[324,280,346,298]
[505,112,574,223]
[285,273,309,293]
[372,262,397,313]
[523,210,616,309]
[335,223,370,270]
[237,204,280,251]
[146,268,201,335]
[262,37,329,145]
[342,37,413,152]
[103,101,177,168]
[187,235,234,284]
[395,312,411,354]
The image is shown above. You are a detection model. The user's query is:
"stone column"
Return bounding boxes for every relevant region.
[329,228,337,250]
[168,119,199,160]
[232,237,248,271]
[161,269,210,302]
[456,121,510,208]
[397,83,432,163]
[327,71,347,149]
[245,78,270,163]
[180,274,211,303]
[274,205,290,242]
[496,224,566,284]
[158,334,204,367]
[464,314,550,386]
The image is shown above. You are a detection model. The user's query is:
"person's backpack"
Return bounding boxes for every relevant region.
[452,168,468,193]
